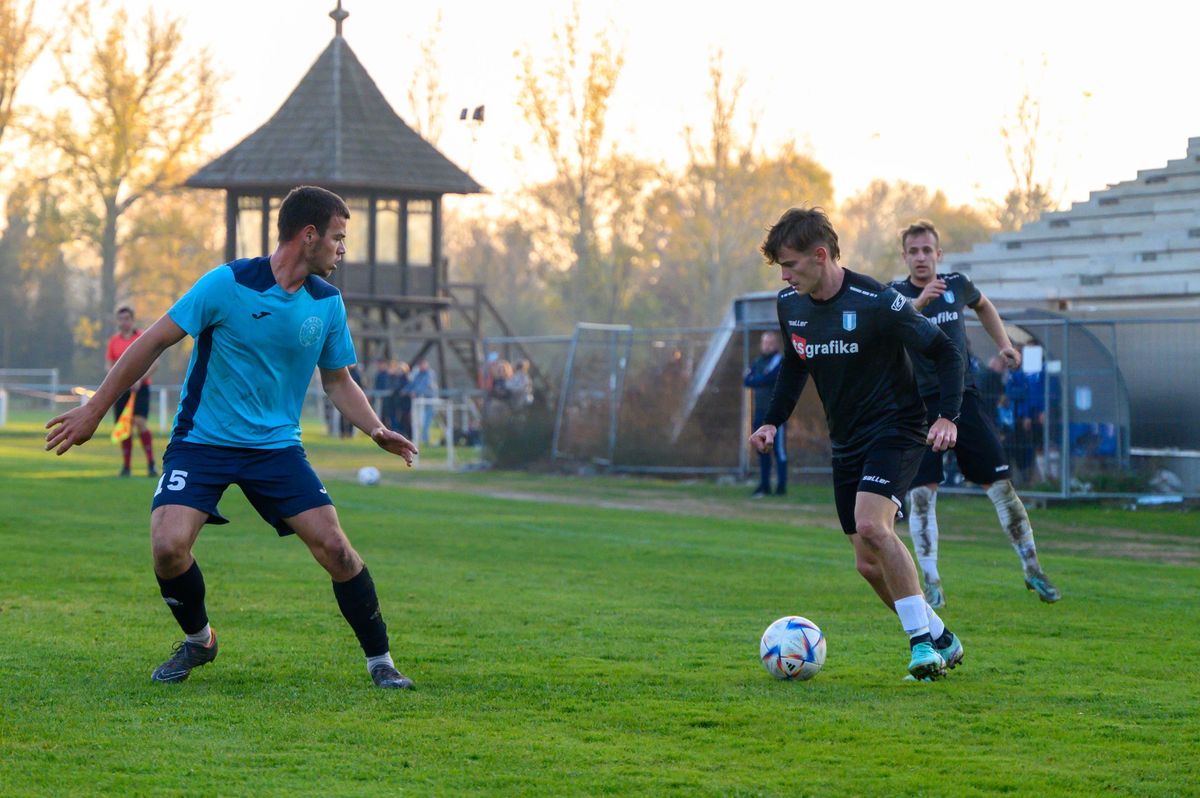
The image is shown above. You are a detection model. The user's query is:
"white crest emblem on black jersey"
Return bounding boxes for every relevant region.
[944,289,955,305]
[842,311,857,331]
[891,295,906,311]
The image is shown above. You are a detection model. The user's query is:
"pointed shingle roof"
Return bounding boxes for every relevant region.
[188,36,481,195]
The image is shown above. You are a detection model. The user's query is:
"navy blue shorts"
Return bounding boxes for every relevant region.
[151,441,333,536]
[831,432,926,534]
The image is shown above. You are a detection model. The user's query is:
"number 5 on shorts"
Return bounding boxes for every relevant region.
[154,469,189,497]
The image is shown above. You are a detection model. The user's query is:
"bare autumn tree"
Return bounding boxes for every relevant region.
[405,10,447,146]
[838,179,995,278]
[38,4,221,323]
[515,2,645,322]
[640,53,834,326]
[0,0,46,147]
[995,91,1058,231]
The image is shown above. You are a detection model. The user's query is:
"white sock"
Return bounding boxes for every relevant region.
[987,481,1042,575]
[185,624,213,647]
[918,557,940,584]
[925,605,946,640]
[366,652,395,673]
[906,487,940,583]
[894,595,930,640]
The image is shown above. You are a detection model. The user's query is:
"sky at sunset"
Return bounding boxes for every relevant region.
[20,0,1200,213]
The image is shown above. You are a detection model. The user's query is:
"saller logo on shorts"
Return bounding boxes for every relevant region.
[862,475,890,485]
[791,334,859,360]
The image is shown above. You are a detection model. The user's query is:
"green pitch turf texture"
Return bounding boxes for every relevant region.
[1,418,1197,797]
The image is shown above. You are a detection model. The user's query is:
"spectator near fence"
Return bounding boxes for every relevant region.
[409,358,437,444]
[743,331,786,497]
[507,360,533,407]
[106,306,157,478]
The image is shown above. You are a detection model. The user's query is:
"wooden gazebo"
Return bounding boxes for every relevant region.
[186,2,511,387]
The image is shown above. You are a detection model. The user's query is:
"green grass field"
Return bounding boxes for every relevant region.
[2,416,1198,796]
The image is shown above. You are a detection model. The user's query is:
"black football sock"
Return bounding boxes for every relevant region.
[332,565,390,658]
[908,632,934,648]
[156,560,209,635]
[934,629,955,649]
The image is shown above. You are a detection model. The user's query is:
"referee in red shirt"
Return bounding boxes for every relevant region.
[106,306,158,477]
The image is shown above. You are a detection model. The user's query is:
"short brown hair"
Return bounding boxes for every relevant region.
[761,207,841,264]
[278,185,351,242]
[901,219,940,249]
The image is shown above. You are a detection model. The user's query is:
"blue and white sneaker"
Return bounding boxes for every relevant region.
[1025,572,1061,603]
[906,641,946,681]
[938,632,964,670]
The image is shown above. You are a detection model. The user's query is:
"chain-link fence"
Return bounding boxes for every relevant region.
[7,314,1197,497]
[482,314,1200,498]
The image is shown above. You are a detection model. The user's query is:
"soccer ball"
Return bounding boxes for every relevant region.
[356,466,381,486]
[760,616,826,680]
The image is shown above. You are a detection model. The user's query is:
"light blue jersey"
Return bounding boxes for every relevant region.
[167,257,356,449]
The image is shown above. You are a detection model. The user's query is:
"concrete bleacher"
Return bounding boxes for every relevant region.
[944,137,1200,306]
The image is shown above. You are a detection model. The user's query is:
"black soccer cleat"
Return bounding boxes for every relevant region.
[370,663,415,689]
[151,632,219,683]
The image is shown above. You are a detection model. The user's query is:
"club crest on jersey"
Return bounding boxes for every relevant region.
[944,289,956,305]
[842,311,857,332]
[299,316,324,347]
[891,294,906,311]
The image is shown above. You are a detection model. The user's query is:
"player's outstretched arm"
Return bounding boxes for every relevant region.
[45,315,186,455]
[320,366,418,466]
[972,295,1021,369]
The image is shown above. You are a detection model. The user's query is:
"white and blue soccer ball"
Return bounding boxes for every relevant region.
[760,615,826,680]
[356,466,381,486]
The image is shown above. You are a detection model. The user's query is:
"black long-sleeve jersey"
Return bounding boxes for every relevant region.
[763,269,964,458]
[890,272,982,398]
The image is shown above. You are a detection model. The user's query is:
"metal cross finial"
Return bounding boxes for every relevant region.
[330,0,349,37]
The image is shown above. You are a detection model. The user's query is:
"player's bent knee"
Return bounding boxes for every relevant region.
[150,506,205,575]
[308,532,362,579]
[854,517,888,542]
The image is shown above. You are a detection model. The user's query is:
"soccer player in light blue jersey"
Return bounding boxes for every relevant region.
[46,186,419,689]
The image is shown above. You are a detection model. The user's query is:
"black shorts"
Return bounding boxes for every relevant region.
[831,432,926,534]
[151,441,334,536]
[915,389,1011,487]
[113,384,151,422]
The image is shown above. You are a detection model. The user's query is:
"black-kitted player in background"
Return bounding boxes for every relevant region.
[750,207,965,681]
[891,220,1060,607]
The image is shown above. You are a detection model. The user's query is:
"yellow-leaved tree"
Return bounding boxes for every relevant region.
[38,3,221,324]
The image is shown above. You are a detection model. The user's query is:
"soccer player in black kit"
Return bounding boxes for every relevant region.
[750,207,965,681]
[891,220,1060,607]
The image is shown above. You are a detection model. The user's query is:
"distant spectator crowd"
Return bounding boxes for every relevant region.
[974,344,1055,484]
